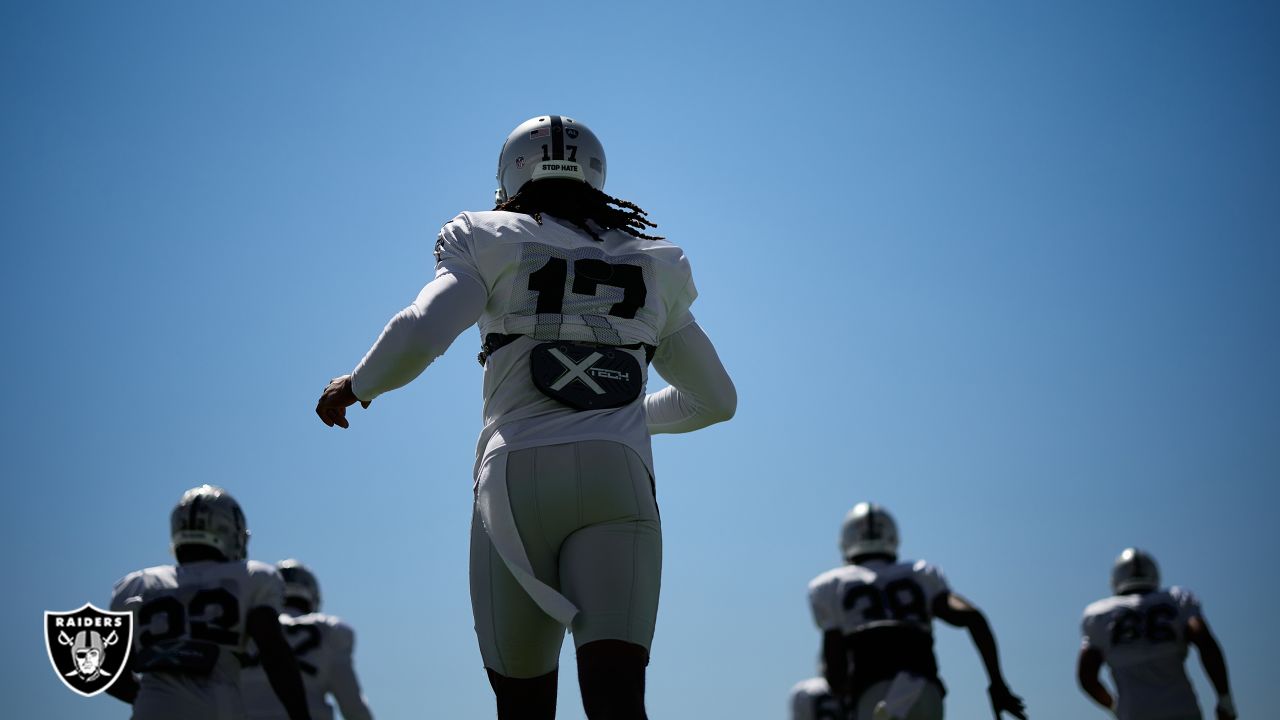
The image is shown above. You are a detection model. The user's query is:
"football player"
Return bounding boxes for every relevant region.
[1077,548,1236,720]
[241,560,374,720]
[315,115,736,719]
[790,672,850,720]
[106,485,311,720]
[807,503,1026,720]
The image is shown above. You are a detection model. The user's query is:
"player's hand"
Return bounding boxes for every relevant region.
[988,682,1027,720]
[315,375,370,428]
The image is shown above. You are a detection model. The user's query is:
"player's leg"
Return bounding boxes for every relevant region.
[469,499,564,719]
[559,440,662,720]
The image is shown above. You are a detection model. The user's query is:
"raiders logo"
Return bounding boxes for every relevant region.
[45,603,133,697]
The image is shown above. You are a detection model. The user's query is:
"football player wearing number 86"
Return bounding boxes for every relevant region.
[807,503,1027,720]
[106,485,311,720]
[1077,548,1237,720]
[315,115,736,719]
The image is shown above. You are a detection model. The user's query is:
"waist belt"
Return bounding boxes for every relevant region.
[478,333,656,366]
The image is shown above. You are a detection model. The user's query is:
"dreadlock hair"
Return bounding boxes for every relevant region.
[494,178,663,242]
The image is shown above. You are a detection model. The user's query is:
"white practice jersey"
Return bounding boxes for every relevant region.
[790,677,848,720]
[808,559,950,636]
[439,211,695,473]
[110,560,284,720]
[1081,587,1202,720]
[241,610,373,720]
[359,210,697,475]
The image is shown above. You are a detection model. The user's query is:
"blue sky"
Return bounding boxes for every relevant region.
[3,2,1277,718]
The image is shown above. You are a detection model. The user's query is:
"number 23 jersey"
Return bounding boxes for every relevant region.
[434,210,698,473]
[110,560,284,690]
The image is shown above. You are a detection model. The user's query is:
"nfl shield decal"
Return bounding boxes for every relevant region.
[45,603,132,697]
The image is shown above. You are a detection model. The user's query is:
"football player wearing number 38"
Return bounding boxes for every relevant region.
[315,115,736,719]
[1077,548,1237,720]
[807,503,1027,720]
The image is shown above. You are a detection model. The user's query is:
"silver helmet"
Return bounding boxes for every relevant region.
[495,115,607,204]
[277,559,322,612]
[840,502,899,561]
[1111,547,1160,594]
[170,485,249,561]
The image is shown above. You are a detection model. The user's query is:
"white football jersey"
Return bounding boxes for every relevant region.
[1081,587,1202,720]
[241,610,372,720]
[808,559,950,635]
[790,677,847,720]
[433,210,697,475]
[110,560,284,720]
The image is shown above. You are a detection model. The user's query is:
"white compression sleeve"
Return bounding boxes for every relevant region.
[349,272,487,401]
[645,321,737,434]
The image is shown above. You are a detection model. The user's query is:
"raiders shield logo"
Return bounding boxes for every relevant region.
[45,603,133,697]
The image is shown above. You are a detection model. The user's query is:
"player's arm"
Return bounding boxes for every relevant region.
[1187,615,1236,720]
[105,578,140,705]
[328,626,374,720]
[819,630,849,698]
[1075,645,1115,714]
[246,605,312,720]
[317,271,487,428]
[645,320,736,434]
[933,592,1027,719]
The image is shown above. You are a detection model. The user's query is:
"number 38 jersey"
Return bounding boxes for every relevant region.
[1080,587,1202,720]
[808,558,950,636]
[110,560,284,717]
[433,210,697,474]
[808,559,951,699]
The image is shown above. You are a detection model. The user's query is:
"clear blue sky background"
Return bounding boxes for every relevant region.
[3,2,1277,718]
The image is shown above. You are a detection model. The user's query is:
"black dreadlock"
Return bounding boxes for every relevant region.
[494,178,663,242]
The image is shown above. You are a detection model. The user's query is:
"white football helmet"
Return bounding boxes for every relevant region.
[277,559,322,612]
[840,502,899,561]
[170,485,249,561]
[495,115,607,204]
[1111,547,1160,594]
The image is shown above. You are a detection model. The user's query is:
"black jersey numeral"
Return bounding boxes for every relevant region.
[138,589,242,648]
[841,579,929,624]
[527,257,647,319]
[1110,603,1179,645]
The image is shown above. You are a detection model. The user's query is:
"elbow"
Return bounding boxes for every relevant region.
[707,380,738,424]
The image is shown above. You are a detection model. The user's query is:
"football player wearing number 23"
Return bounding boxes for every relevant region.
[315,115,736,719]
[107,486,311,720]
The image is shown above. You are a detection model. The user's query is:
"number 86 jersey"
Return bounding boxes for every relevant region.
[433,210,698,472]
[808,558,951,636]
[1080,587,1202,718]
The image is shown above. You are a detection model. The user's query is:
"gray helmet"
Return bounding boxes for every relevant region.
[840,502,899,562]
[170,485,249,561]
[1111,547,1160,594]
[277,559,322,612]
[495,115,607,204]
